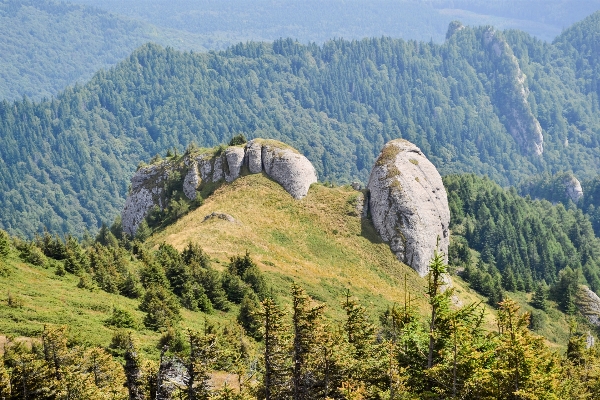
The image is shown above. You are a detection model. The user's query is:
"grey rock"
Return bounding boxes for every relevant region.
[183,162,199,200]
[262,142,317,199]
[564,175,583,203]
[577,286,600,327]
[246,140,263,174]
[212,155,224,182]
[483,28,544,156]
[225,147,245,182]
[367,139,450,276]
[202,212,238,224]
[121,139,318,235]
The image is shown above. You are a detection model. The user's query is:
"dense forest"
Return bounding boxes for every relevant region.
[0,0,208,101]
[2,12,600,237]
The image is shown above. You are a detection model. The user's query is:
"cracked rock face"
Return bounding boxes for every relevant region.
[367,139,450,276]
[122,164,168,237]
[564,175,583,203]
[122,139,317,235]
[260,141,317,199]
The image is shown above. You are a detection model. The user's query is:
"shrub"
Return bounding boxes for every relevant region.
[139,285,181,331]
[0,230,10,258]
[106,307,138,329]
[229,134,247,146]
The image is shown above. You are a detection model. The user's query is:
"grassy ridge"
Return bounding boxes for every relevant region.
[0,174,580,356]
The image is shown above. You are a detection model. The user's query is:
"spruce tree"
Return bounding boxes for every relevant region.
[291,284,325,400]
[260,297,290,400]
[0,229,10,258]
[124,334,146,400]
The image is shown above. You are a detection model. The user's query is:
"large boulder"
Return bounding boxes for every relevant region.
[260,140,317,199]
[367,139,450,276]
[564,174,583,203]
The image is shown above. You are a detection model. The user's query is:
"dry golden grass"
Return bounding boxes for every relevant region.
[149,174,493,322]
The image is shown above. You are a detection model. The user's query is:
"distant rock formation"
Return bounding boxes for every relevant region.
[122,139,317,236]
[577,286,600,327]
[367,139,450,276]
[564,174,583,203]
[482,27,544,156]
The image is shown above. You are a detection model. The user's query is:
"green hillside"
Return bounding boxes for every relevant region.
[0,172,597,398]
[0,0,208,101]
[3,14,600,236]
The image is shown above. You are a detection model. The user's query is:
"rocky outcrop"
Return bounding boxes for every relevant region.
[564,174,583,203]
[367,139,450,276]
[122,139,317,236]
[202,212,238,223]
[261,141,318,200]
[482,28,544,156]
[121,164,170,237]
[577,286,600,327]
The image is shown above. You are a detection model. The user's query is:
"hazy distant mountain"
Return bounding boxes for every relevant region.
[0,0,208,101]
[70,0,600,45]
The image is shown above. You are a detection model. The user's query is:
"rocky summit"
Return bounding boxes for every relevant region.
[122,139,317,236]
[367,139,450,276]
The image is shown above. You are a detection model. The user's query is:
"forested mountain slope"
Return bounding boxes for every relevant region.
[0,0,208,101]
[3,14,600,236]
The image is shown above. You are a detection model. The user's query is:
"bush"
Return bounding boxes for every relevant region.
[0,230,10,258]
[20,243,46,267]
[229,134,247,146]
[139,285,181,331]
[106,307,138,329]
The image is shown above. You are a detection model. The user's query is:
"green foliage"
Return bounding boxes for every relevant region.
[5,20,600,237]
[237,293,263,341]
[0,230,10,259]
[139,285,182,331]
[446,174,600,299]
[229,134,248,146]
[105,307,138,329]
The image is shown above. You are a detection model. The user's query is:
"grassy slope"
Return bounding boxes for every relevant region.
[0,173,575,354]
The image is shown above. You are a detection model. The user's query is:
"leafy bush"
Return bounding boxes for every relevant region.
[105,307,138,329]
[139,285,182,331]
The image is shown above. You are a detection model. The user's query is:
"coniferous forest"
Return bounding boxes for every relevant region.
[2,12,600,236]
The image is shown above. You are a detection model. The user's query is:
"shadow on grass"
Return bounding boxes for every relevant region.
[360,217,384,244]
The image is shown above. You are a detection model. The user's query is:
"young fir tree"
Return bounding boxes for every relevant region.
[186,330,218,400]
[124,333,146,400]
[290,284,326,400]
[260,297,291,400]
[426,247,450,370]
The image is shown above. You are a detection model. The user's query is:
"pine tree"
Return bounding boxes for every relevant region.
[531,282,548,310]
[291,284,326,400]
[124,334,146,400]
[186,330,218,400]
[260,297,291,400]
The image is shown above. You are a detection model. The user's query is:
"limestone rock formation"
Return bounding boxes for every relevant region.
[261,140,318,200]
[482,28,544,156]
[564,174,583,203]
[122,139,317,235]
[577,286,600,327]
[367,139,450,276]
